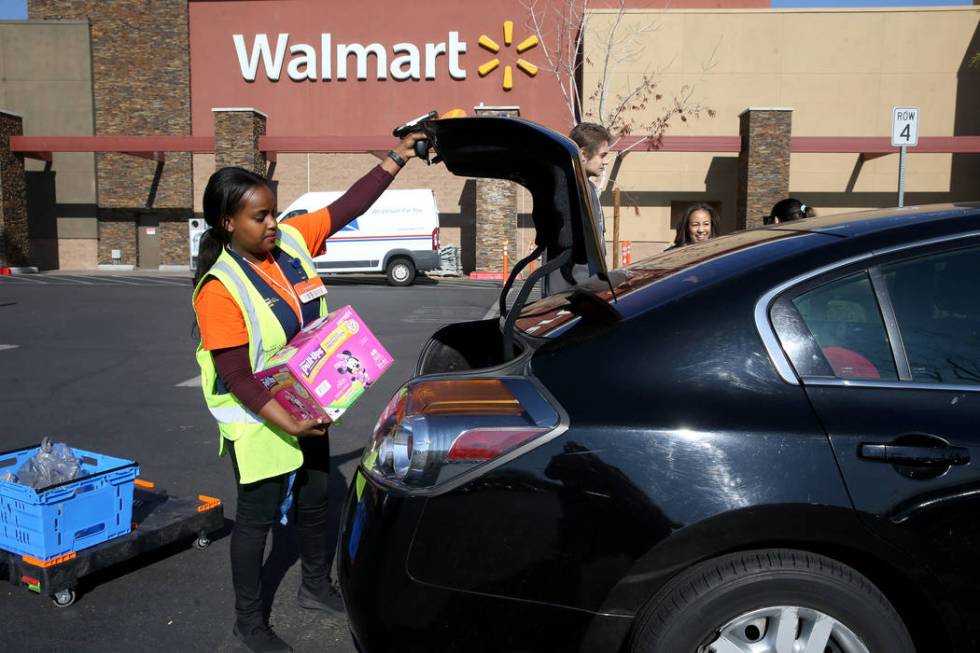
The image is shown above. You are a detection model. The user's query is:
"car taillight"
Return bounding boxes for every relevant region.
[362,378,560,488]
[431,227,440,251]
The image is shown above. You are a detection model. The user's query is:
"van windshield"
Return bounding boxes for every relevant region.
[516,229,807,337]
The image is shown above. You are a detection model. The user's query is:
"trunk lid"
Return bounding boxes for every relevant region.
[425,115,607,283]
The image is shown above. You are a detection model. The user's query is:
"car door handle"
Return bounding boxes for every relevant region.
[859,444,971,466]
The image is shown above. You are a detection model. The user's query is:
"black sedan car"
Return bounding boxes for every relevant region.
[338,115,980,653]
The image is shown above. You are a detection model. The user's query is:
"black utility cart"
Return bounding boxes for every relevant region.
[1,481,224,607]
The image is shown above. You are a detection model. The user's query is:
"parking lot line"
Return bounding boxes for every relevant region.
[47,274,95,285]
[176,375,201,387]
[0,274,47,284]
[117,275,189,286]
[0,344,19,351]
[85,275,142,285]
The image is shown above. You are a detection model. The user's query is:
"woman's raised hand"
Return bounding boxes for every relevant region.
[393,131,428,161]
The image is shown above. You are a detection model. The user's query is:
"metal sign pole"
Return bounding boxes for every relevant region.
[897,144,907,208]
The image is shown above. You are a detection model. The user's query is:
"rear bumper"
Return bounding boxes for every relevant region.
[338,470,632,653]
[411,250,440,272]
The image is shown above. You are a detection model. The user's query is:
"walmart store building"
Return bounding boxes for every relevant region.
[0,0,977,272]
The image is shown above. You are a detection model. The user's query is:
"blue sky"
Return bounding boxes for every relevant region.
[0,0,26,20]
[0,0,971,20]
[772,0,971,6]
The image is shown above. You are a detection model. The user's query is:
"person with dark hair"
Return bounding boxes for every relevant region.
[766,197,814,225]
[671,202,720,248]
[191,132,425,653]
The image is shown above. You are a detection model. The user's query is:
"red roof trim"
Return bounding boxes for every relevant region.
[9,135,980,159]
[9,136,215,154]
[258,136,394,153]
[611,135,742,152]
[611,135,980,154]
[791,136,980,154]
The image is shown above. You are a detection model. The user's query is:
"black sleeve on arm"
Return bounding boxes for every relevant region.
[327,165,394,231]
[212,345,274,416]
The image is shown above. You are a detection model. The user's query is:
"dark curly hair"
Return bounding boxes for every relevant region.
[673,202,720,247]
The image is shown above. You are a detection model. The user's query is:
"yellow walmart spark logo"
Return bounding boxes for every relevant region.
[478,20,539,91]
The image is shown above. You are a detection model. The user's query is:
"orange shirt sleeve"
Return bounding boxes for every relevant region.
[282,206,333,257]
[194,279,250,350]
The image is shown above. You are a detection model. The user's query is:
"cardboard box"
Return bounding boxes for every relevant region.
[255,305,393,421]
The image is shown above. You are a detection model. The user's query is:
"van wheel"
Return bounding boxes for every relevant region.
[630,549,913,653]
[386,258,416,286]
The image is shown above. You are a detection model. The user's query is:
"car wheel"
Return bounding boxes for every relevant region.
[386,257,416,286]
[630,549,913,653]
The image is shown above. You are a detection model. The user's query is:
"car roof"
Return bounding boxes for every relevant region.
[517,204,980,338]
[769,202,980,238]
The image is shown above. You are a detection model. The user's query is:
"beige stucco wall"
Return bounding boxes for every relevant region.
[0,20,97,269]
[584,6,980,256]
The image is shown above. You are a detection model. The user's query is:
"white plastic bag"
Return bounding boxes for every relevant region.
[16,438,83,489]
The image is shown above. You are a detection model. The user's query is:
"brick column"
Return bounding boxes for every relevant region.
[474,105,520,274]
[736,108,793,230]
[213,108,267,175]
[32,0,195,270]
[0,111,30,267]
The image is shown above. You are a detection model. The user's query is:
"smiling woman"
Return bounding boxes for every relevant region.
[672,202,721,249]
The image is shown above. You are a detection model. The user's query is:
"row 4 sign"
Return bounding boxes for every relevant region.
[892,107,920,147]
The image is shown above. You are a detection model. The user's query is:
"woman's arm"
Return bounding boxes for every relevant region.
[285,131,431,254]
[326,165,395,231]
[326,131,430,234]
[213,346,329,437]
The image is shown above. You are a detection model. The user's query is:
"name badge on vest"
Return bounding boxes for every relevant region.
[294,276,327,304]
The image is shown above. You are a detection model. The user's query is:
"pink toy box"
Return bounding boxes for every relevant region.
[254,305,393,422]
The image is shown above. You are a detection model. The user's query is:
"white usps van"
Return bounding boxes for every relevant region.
[277,189,440,286]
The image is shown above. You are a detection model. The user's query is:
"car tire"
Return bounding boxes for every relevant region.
[386,257,416,286]
[630,549,913,653]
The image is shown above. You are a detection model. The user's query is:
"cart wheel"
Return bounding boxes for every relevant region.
[52,588,76,608]
[194,535,211,550]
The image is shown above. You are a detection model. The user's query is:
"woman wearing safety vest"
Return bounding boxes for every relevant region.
[192,131,426,653]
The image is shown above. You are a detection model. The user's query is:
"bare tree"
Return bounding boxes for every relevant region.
[522,0,715,141]
[522,0,717,266]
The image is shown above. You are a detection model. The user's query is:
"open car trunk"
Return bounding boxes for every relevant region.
[426,115,606,287]
[415,318,525,376]
[415,115,608,373]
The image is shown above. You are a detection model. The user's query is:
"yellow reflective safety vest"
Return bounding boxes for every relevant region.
[192,223,328,484]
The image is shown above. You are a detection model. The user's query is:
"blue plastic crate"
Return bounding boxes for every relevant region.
[0,445,139,561]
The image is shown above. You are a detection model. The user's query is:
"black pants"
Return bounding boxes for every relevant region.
[227,436,331,628]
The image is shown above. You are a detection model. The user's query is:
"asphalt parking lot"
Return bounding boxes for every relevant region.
[0,271,504,652]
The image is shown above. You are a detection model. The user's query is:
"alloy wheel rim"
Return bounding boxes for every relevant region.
[702,605,870,653]
[393,264,409,281]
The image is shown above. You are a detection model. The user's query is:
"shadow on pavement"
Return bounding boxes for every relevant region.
[69,517,234,599]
